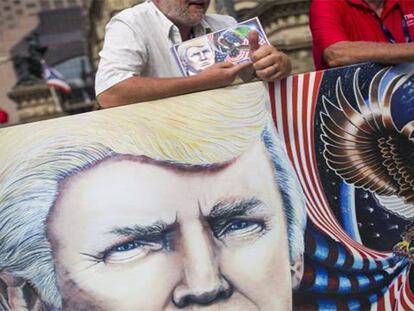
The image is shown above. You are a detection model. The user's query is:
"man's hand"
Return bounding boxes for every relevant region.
[248,30,292,81]
[196,62,252,89]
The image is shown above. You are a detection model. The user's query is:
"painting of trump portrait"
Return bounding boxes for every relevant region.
[1,62,414,311]
[0,82,306,311]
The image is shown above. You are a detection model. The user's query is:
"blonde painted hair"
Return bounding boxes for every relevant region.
[0,82,305,308]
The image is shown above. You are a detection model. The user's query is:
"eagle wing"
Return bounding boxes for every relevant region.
[320,67,414,210]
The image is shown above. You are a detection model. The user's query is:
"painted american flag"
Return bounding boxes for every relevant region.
[208,28,267,65]
[268,70,414,310]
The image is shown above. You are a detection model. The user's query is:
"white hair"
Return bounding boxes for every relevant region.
[0,82,306,308]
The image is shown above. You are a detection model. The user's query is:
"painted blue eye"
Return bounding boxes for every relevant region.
[224,220,260,234]
[228,221,250,231]
[219,219,265,239]
[114,241,143,252]
[104,240,164,264]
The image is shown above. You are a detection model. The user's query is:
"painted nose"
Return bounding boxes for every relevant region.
[199,51,208,61]
[172,222,233,308]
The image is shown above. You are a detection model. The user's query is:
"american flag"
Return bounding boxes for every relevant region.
[209,29,267,64]
[268,72,414,310]
[42,61,71,93]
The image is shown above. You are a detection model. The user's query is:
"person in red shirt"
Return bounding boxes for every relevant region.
[0,108,8,124]
[309,0,414,70]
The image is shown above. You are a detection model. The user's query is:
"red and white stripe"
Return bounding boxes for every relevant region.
[268,71,414,309]
[269,72,391,259]
[46,79,71,93]
[42,61,72,94]
[395,267,414,311]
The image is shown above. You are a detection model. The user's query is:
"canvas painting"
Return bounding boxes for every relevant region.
[0,63,413,311]
[0,82,306,310]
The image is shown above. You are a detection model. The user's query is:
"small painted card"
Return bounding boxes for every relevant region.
[172,17,269,76]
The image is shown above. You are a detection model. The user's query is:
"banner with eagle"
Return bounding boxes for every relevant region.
[269,63,414,310]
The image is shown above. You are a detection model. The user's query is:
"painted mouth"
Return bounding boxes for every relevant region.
[199,61,212,67]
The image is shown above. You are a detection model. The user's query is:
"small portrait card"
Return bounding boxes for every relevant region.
[172,17,269,77]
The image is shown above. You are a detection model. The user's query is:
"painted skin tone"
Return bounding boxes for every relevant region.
[48,141,294,310]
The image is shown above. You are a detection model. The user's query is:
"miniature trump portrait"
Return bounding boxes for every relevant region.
[176,36,216,76]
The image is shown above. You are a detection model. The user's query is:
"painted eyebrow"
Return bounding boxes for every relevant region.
[108,221,176,241]
[207,198,264,220]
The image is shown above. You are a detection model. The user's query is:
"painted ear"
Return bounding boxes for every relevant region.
[0,271,42,311]
[290,254,304,291]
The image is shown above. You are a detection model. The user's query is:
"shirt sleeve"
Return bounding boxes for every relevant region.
[95,16,148,96]
[203,14,238,31]
[222,15,238,27]
[309,0,349,70]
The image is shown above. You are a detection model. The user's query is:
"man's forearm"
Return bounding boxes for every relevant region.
[97,75,211,108]
[97,62,251,108]
[323,41,414,68]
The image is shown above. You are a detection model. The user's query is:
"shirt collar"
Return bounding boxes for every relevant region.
[147,0,176,40]
[147,0,211,42]
[193,19,212,37]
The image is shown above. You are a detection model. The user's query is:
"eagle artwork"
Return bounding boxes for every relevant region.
[320,66,414,262]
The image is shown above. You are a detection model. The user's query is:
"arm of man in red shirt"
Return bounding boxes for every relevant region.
[310,0,414,70]
[324,41,414,69]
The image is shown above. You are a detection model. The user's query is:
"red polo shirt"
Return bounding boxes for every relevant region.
[0,109,8,124]
[310,0,414,70]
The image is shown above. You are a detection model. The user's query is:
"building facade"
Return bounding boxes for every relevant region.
[233,0,313,74]
[0,0,90,125]
[88,0,142,69]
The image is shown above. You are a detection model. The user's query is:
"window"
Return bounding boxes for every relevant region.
[26,2,36,9]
